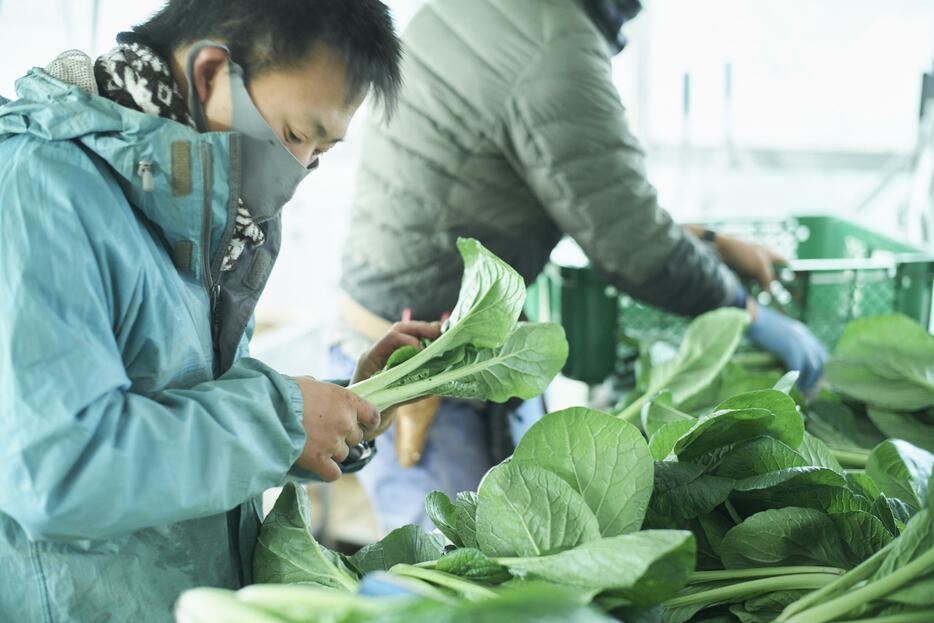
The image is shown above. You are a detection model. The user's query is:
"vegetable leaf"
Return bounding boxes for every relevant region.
[476,461,601,557]
[618,308,750,423]
[252,483,360,591]
[824,314,934,411]
[349,524,444,575]
[513,407,654,536]
[425,491,462,547]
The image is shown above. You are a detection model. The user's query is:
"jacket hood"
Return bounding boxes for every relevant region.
[0,62,240,286]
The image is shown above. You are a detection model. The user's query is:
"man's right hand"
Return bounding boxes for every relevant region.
[290,376,380,482]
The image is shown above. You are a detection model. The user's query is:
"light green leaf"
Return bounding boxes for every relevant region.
[806,399,886,452]
[435,548,512,584]
[618,308,750,422]
[866,440,934,511]
[642,391,694,438]
[476,461,601,557]
[648,420,696,461]
[349,238,567,411]
[502,530,696,606]
[252,483,360,591]
[774,371,800,394]
[825,314,934,411]
[796,432,845,475]
[867,406,934,454]
[348,524,444,574]
[455,491,479,550]
[513,407,654,536]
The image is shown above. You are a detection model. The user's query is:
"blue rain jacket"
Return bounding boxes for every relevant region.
[0,67,359,621]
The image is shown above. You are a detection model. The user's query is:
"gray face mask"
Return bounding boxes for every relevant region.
[185,41,315,223]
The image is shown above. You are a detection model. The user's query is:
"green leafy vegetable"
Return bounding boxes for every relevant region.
[475,460,601,557]
[617,308,750,423]
[348,238,568,411]
[349,524,444,575]
[435,548,513,584]
[253,483,360,591]
[824,314,934,412]
[512,407,654,536]
[866,440,934,511]
[499,530,696,605]
[425,491,461,547]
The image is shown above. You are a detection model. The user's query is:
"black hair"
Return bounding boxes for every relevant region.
[132,0,402,118]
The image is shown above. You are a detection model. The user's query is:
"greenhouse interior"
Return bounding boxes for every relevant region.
[1,0,933,621]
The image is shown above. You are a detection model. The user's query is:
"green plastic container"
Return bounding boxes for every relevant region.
[526,216,934,384]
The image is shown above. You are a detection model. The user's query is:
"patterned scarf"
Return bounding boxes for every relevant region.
[95,33,264,272]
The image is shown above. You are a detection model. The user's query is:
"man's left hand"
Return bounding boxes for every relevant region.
[351,320,441,437]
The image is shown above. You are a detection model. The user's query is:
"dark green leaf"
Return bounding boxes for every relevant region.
[715,389,804,449]
[796,432,845,475]
[673,408,775,461]
[348,524,444,575]
[806,399,886,451]
[720,507,890,569]
[716,437,807,479]
[425,491,462,547]
[646,462,735,523]
[435,548,512,584]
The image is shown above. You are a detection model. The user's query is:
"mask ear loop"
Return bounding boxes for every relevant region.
[184,40,230,132]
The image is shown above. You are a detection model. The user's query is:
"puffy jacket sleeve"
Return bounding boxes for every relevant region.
[503,31,741,316]
[0,142,307,541]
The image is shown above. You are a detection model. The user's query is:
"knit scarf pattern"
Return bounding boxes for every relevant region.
[94,34,264,272]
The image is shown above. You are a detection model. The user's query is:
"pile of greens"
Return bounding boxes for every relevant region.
[171,263,934,622]
[808,314,934,467]
[175,407,697,622]
[347,238,569,411]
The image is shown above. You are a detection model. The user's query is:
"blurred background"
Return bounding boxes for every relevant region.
[3,0,932,546]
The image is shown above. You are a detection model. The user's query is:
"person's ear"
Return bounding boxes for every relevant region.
[190,46,229,105]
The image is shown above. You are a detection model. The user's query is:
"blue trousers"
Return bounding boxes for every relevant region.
[329,345,544,534]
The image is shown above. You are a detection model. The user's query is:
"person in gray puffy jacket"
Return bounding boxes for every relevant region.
[335,0,827,533]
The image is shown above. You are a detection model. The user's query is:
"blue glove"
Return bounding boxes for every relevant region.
[745,303,828,391]
[358,572,419,597]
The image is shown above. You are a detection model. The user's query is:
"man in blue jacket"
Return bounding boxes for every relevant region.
[0,1,437,620]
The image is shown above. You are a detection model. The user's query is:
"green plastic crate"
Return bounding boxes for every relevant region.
[526,216,934,384]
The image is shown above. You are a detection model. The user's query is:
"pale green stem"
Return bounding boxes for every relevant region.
[664,573,836,608]
[782,547,934,623]
[778,543,892,621]
[831,448,870,468]
[690,566,845,583]
[389,564,497,600]
[724,499,743,525]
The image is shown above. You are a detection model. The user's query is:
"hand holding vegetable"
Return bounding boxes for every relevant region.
[351,321,442,385]
[351,320,442,437]
[290,377,380,482]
